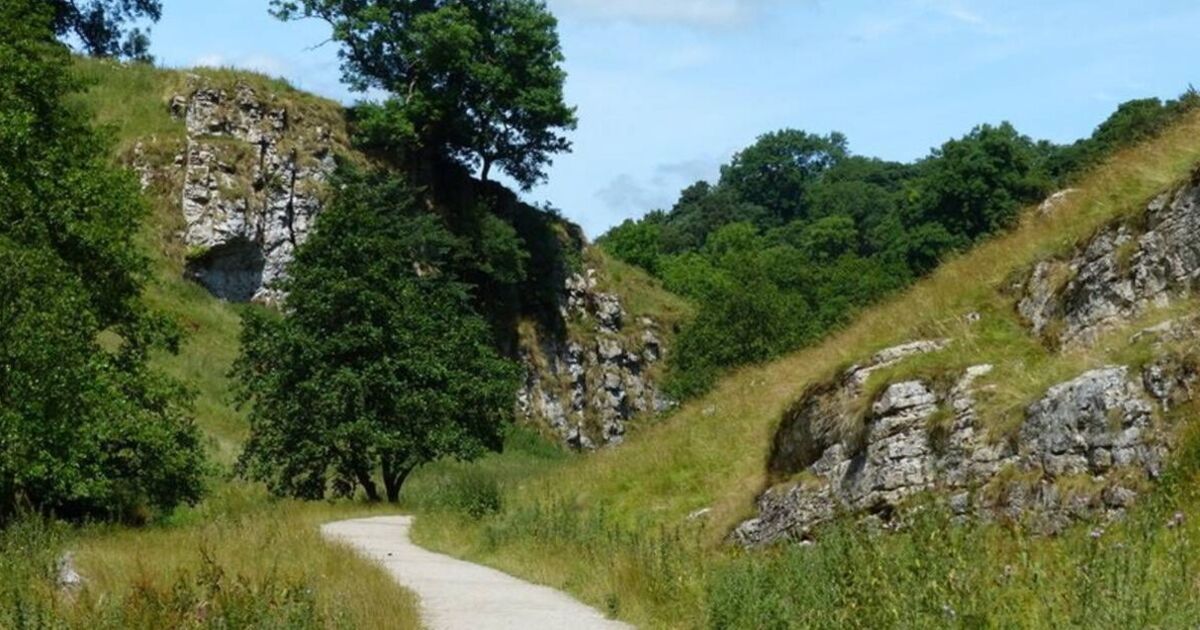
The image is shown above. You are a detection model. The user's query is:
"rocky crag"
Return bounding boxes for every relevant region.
[140,76,674,448]
[1020,180,1200,349]
[168,81,342,304]
[736,178,1200,547]
[517,268,674,449]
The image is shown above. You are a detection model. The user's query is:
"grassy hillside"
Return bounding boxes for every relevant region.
[14,58,424,628]
[37,59,690,628]
[409,106,1200,627]
[71,59,351,463]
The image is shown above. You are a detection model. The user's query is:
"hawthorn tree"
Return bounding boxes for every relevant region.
[271,0,577,188]
[234,170,521,503]
[0,0,204,522]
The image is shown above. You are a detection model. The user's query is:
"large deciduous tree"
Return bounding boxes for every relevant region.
[272,0,577,189]
[719,129,848,223]
[0,0,204,522]
[50,0,161,59]
[914,122,1050,243]
[234,170,521,503]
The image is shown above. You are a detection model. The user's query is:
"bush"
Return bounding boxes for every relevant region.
[0,2,206,523]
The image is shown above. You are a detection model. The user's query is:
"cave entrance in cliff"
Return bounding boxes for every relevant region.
[185,238,266,303]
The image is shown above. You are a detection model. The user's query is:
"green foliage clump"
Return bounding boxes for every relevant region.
[234,168,522,503]
[273,0,577,188]
[0,0,205,523]
[602,87,1200,399]
[1046,90,1200,179]
[913,122,1051,249]
[49,0,161,59]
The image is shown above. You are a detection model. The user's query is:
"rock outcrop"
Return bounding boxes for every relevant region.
[736,354,1183,546]
[736,172,1200,547]
[170,81,339,304]
[517,268,673,449]
[1020,180,1200,348]
[144,77,674,449]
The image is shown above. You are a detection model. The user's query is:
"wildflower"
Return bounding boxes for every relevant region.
[1089,528,1104,540]
[1168,512,1185,529]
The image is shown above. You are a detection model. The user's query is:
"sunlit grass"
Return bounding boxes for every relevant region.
[72,484,421,629]
[410,108,1200,626]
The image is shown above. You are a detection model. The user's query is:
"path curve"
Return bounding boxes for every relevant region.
[322,516,632,630]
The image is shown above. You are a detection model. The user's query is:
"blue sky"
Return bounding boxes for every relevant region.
[149,1,1200,238]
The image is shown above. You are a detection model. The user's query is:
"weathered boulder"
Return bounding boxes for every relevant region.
[1020,181,1200,348]
[1038,188,1079,216]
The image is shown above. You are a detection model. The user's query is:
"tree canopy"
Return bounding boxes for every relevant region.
[720,129,849,223]
[234,169,521,503]
[272,0,577,188]
[602,90,1200,398]
[0,0,204,522]
[49,0,161,59]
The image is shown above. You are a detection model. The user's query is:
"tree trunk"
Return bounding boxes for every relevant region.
[382,460,415,504]
[356,470,381,503]
[480,158,492,184]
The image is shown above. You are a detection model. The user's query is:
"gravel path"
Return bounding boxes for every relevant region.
[322,516,632,630]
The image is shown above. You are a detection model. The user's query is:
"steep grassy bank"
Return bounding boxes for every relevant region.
[24,59,675,629]
[410,108,1200,627]
[71,59,349,464]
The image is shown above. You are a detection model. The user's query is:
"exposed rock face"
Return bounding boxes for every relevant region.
[1020,181,1200,348]
[736,358,1181,547]
[767,339,951,475]
[517,268,672,449]
[738,174,1200,546]
[170,82,337,304]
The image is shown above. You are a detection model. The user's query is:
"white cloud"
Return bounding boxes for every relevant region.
[596,155,724,215]
[550,0,774,28]
[921,0,992,29]
[651,157,722,188]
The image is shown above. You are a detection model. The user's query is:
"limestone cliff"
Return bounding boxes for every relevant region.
[169,80,344,304]
[134,73,680,449]
[517,267,675,449]
[736,177,1200,547]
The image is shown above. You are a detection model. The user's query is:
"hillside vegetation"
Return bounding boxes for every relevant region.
[3,56,683,628]
[410,105,1200,627]
[602,95,1199,398]
[8,1,1200,627]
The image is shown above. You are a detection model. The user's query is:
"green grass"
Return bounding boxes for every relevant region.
[69,57,358,464]
[56,58,1200,628]
[588,247,694,333]
[0,60,423,628]
[408,107,1200,627]
[25,59,695,630]
[1,486,423,629]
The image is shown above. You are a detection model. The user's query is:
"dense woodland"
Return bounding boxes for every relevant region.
[601,95,1200,395]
